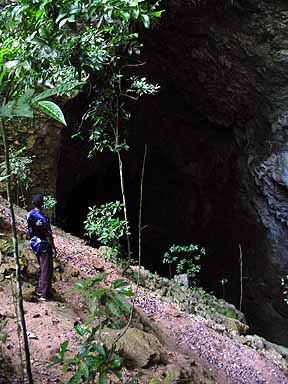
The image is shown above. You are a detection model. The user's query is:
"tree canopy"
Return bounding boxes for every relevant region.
[0,0,162,107]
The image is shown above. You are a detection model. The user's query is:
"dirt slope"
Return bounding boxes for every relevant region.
[0,195,287,384]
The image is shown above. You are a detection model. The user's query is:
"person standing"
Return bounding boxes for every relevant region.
[26,194,56,301]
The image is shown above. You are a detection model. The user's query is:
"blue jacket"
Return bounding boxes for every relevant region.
[26,209,52,255]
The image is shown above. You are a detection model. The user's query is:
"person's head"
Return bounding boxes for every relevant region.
[32,194,44,209]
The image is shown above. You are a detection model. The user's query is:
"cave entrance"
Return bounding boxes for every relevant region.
[54,1,288,345]
[56,81,288,342]
[56,92,240,305]
[57,160,121,240]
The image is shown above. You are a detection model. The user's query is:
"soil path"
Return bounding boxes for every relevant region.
[0,195,288,384]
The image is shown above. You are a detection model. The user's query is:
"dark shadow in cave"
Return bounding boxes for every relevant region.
[57,160,121,241]
[53,1,288,345]
[56,92,279,342]
[54,60,264,339]
[56,89,241,308]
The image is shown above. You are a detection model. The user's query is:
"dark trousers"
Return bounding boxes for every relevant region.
[36,248,53,298]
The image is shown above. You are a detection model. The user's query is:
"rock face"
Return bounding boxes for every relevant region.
[17,0,288,343]
[0,118,62,203]
[134,0,288,344]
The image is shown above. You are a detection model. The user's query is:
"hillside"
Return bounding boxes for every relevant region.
[0,195,288,384]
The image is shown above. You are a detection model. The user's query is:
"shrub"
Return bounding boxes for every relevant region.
[51,273,134,383]
[84,201,128,252]
[163,244,205,286]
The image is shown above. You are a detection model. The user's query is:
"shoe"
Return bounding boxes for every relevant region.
[39,297,47,302]
[36,291,42,297]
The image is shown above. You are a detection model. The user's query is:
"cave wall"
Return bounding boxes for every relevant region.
[0,118,62,204]
[135,0,288,343]
[15,0,288,344]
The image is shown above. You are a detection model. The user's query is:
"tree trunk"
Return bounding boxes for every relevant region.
[117,151,131,265]
[0,118,33,384]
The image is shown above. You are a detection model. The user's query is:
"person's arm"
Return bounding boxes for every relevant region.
[47,234,57,256]
[44,216,57,256]
[26,213,33,240]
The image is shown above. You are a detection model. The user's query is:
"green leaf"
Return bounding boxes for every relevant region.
[107,319,125,330]
[74,281,86,289]
[20,89,35,100]
[141,14,150,28]
[79,344,88,357]
[90,272,109,285]
[1,333,7,343]
[55,12,67,24]
[59,340,69,358]
[119,11,130,21]
[35,9,44,21]
[80,361,90,379]
[59,18,68,29]
[91,288,107,298]
[14,101,33,118]
[151,10,164,18]
[93,343,106,357]
[0,102,14,118]
[32,81,85,104]
[113,293,132,314]
[110,358,121,369]
[36,100,67,126]
[67,368,82,384]
[32,88,59,104]
[98,371,108,384]
[74,324,85,337]
[106,298,123,317]
[132,8,140,19]
[116,289,134,297]
[111,280,129,289]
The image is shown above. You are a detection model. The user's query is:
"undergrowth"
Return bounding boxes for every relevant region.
[51,273,134,383]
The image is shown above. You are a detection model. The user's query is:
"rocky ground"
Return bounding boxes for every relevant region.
[0,195,288,384]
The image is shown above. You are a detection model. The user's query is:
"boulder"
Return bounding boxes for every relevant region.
[103,327,162,368]
[244,335,265,351]
[224,318,249,336]
[174,274,190,288]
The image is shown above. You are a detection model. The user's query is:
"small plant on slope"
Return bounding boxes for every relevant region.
[162,252,178,278]
[162,244,205,286]
[43,195,57,224]
[51,272,134,383]
[0,318,7,345]
[84,201,128,253]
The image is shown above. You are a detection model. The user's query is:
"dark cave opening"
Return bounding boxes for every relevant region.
[56,89,241,306]
[57,159,121,240]
[55,81,288,343]
[26,0,288,346]
[53,1,288,339]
